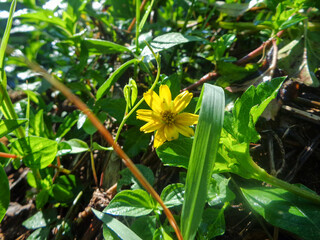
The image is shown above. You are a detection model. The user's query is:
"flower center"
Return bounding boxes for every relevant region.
[161,111,176,125]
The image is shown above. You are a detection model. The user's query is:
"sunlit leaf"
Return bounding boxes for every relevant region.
[242,186,320,240]
[181,84,225,240]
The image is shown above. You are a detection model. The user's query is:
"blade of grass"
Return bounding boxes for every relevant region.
[181,83,225,240]
[136,0,141,54]
[0,0,25,139]
[139,0,155,33]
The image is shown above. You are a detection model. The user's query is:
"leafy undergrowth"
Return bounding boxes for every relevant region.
[1,0,320,239]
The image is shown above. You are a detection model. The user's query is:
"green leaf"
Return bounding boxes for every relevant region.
[241,186,320,240]
[214,0,263,17]
[131,216,157,239]
[141,32,204,56]
[10,136,58,169]
[278,30,320,87]
[118,164,154,191]
[0,166,9,223]
[215,131,267,179]
[57,142,72,156]
[36,189,49,209]
[215,62,258,87]
[181,84,225,240]
[230,77,284,143]
[0,143,10,167]
[92,142,113,151]
[55,111,79,138]
[96,59,138,101]
[17,10,70,36]
[153,226,174,240]
[104,189,158,217]
[64,139,89,154]
[109,0,135,18]
[82,112,107,135]
[279,14,307,30]
[129,78,138,107]
[160,183,185,208]
[51,175,78,202]
[0,0,17,81]
[92,208,142,240]
[156,137,192,169]
[83,38,130,55]
[208,34,237,62]
[122,126,150,158]
[26,171,37,188]
[199,207,226,239]
[139,0,155,33]
[0,119,27,138]
[26,227,50,240]
[22,208,57,229]
[207,174,235,206]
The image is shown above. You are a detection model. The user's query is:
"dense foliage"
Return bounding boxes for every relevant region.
[1,0,320,239]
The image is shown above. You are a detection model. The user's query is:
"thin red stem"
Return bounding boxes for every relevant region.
[0,152,17,159]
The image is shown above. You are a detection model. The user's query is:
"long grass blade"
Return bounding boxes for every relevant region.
[181,83,225,240]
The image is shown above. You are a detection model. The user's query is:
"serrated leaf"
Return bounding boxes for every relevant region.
[104,189,157,217]
[11,136,58,169]
[241,186,320,240]
[230,77,284,143]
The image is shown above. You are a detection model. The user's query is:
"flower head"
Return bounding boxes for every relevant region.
[137,85,198,148]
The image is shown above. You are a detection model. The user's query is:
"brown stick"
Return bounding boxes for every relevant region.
[236,30,283,65]
[183,30,284,92]
[0,152,17,158]
[127,0,149,33]
[182,71,218,92]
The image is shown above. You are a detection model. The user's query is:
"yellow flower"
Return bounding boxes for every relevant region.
[137,85,198,148]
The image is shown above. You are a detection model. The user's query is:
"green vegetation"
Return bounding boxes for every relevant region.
[1,0,320,239]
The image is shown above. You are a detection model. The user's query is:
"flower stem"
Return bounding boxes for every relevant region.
[114,45,161,143]
[258,171,320,205]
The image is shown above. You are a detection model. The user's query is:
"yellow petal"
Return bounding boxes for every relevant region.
[173,91,193,113]
[140,121,164,133]
[137,109,162,122]
[175,124,194,137]
[143,90,162,113]
[164,125,179,141]
[175,113,198,125]
[159,85,172,110]
[154,127,166,148]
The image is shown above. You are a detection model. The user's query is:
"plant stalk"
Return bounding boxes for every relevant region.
[258,171,320,205]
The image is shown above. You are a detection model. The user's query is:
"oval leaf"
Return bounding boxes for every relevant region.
[104,189,157,217]
[241,186,320,240]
